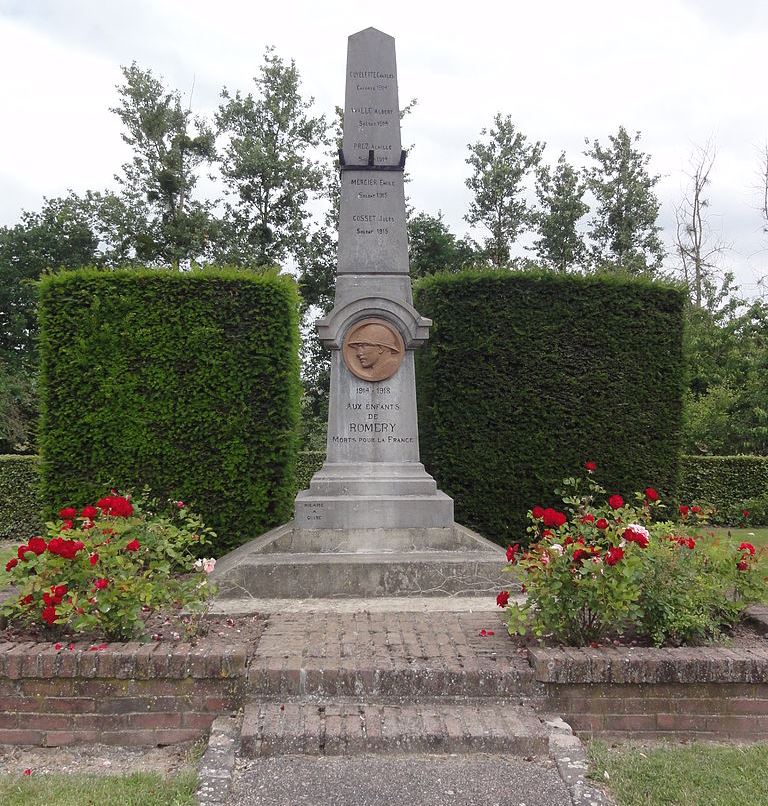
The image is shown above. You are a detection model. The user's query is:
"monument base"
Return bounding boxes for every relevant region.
[294,461,454,530]
[210,521,511,599]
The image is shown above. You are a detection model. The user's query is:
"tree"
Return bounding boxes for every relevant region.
[215,48,327,268]
[0,195,100,368]
[465,114,544,267]
[532,152,589,272]
[675,142,727,307]
[112,63,216,268]
[407,212,476,278]
[584,126,665,274]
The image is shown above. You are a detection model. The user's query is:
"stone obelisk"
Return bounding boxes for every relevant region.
[294,27,453,532]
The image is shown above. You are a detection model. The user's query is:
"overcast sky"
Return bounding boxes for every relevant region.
[1,0,767,296]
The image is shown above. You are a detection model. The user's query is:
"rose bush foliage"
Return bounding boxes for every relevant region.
[500,466,768,646]
[3,491,217,640]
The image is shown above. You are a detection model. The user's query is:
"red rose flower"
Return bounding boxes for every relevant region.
[739,542,756,556]
[742,510,750,519]
[608,495,624,510]
[89,552,99,566]
[691,505,701,514]
[605,546,624,566]
[17,545,32,560]
[81,505,98,519]
[5,558,17,572]
[41,606,58,626]
[28,536,47,555]
[20,594,34,606]
[61,520,73,531]
[93,578,109,590]
[125,538,140,552]
[96,495,134,518]
[595,518,609,530]
[543,508,567,528]
[623,526,650,549]
[678,505,689,517]
[737,559,749,572]
[584,460,597,472]
[675,537,696,550]
[58,507,77,520]
[572,548,590,563]
[496,590,510,608]
[579,513,596,524]
[644,487,659,502]
[531,505,545,520]
[505,543,519,563]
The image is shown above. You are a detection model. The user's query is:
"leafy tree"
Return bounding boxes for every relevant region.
[407,212,477,278]
[584,126,665,274]
[112,62,216,268]
[0,362,37,453]
[465,114,544,267]
[532,153,589,272]
[0,195,100,368]
[215,48,327,268]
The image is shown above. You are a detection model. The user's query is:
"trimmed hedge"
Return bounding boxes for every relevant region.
[37,268,301,553]
[296,450,324,493]
[414,269,686,544]
[0,455,43,540]
[679,455,768,523]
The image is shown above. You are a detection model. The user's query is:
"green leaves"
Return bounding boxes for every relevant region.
[465,114,544,267]
[37,269,301,554]
[415,269,685,544]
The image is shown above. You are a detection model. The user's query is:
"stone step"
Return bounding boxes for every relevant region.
[240,699,549,757]
[215,551,512,598]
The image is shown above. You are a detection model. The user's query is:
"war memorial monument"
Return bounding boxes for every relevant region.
[214,28,504,598]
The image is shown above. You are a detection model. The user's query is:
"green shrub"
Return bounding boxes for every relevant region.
[0,455,43,540]
[2,492,215,640]
[502,469,767,646]
[679,455,768,524]
[415,269,686,544]
[37,268,301,554]
[295,450,324,493]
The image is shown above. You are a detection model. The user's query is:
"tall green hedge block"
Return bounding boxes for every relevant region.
[414,269,686,544]
[679,455,768,519]
[0,455,43,540]
[38,268,301,554]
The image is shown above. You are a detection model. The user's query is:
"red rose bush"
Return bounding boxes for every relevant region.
[3,492,217,640]
[501,467,768,646]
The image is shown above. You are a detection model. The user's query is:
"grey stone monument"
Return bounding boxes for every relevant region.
[211,28,505,598]
[294,27,453,533]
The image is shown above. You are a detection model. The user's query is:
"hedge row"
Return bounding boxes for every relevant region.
[0,455,42,540]
[37,268,301,554]
[414,269,686,544]
[296,450,324,493]
[679,455,768,524]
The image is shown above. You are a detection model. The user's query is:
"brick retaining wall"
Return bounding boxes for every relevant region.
[0,640,247,746]
[530,645,768,739]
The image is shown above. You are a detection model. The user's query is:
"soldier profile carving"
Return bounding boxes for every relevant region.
[342,318,405,382]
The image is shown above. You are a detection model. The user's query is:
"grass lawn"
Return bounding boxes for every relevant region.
[704,526,768,551]
[0,770,197,806]
[588,741,768,806]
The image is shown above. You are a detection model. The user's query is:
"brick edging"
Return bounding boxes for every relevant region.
[528,645,768,684]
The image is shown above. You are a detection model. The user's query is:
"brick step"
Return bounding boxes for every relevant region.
[247,655,538,699]
[240,699,549,757]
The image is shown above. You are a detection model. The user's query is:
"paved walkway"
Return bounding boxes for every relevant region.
[197,600,613,805]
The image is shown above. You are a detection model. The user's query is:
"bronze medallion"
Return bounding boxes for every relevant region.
[342,318,405,382]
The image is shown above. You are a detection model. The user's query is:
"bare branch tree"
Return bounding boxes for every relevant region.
[674,141,727,307]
